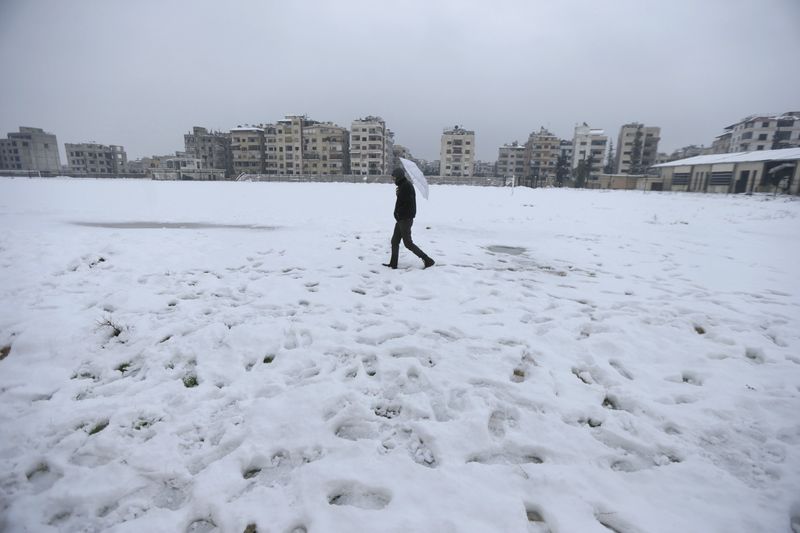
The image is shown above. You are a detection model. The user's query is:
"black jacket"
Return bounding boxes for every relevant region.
[394,178,417,220]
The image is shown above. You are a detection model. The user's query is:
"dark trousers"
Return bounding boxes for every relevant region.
[389,218,429,266]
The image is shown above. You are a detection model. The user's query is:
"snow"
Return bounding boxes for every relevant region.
[1,178,799,533]
[653,147,800,167]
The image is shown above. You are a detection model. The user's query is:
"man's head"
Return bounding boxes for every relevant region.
[392,167,405,184]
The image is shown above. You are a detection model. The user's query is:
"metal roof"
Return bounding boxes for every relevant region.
[653,147,800,168]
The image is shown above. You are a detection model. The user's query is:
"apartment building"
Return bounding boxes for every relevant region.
[65,143,127,174]
[302,122,350,176]
[497,142,526,178]
[440,126,475,177]
[0,126,61,172]
[350,116,394,176]
[525,127,560,182]
[265,115,308,176]
[615,123,660,174]
[473,160,496,177]
[184,126,232,177]
[230,126,265,175]
[572,123,607,175]
[669,145,708,161]
[723,111,800,153]
[559,139,573,162]
[151,152,225,181]
[711,132,732,154]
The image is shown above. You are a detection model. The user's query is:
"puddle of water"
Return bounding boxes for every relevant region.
[486,245,526,255]
[71,221,278,230]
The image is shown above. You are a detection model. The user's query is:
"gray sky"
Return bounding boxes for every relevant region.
[1,0,799,163]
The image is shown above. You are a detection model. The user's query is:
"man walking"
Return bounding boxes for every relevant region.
[383,167,435,270]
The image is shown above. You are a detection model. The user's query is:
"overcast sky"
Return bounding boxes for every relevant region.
[1,0,798,162]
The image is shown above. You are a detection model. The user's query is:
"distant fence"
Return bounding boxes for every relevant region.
[236,173,511,187]
[0,170,149,179]
[0,170,512,188]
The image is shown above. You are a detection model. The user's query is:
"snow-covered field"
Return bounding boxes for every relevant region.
[0,178,798,533]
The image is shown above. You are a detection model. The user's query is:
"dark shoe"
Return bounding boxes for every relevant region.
[382,263,397,269]
[423,258,435,269]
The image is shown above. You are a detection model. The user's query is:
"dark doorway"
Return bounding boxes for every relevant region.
[735,170,749,193]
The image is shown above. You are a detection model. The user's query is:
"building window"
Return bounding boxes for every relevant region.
[761,121,769,127]
[758,134,768,141]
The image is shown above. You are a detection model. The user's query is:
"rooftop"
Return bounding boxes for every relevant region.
[653,147,800,168]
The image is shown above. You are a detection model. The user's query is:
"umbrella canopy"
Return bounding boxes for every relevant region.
[399,157,429,200]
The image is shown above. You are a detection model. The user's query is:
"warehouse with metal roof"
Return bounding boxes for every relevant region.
[650,147,800,195]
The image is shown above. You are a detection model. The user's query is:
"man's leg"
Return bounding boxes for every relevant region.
[398,219,433,265]
[386,222,401,267]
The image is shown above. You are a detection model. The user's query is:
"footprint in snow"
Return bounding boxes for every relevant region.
[467,446,544,466]
[379,426,438,468]
[327,482,391,510]
[524,504,552,533]
[608,359,633,380]
[488,408,518,438]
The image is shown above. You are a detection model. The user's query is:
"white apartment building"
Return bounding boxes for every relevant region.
[615,123,661,174]
[350,116,393,176]
[0,126,61,172]
[497,142,526,178]
[572,123,607,175]
[65,142,127,174]
[724,112,800,153]
[440,126,475,177]
[230,126,265,175]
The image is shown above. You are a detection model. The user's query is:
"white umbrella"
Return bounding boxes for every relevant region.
[399,157,429,200]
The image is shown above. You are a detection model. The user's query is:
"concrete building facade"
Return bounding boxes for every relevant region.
[497,142,526,178]
[571,123,607,175]
[0,127,61,172]
[440,126,475,177]
[301,122,350,176]
[615,123,660,174]
[723,112,800,153]
[151,152,225,181]
[66,143,127,174]
[525,127,560,183]
[473,160,496,177]
[230,127,265,175]
[350,116,394,176]
[184,127,232,177]
[653,148,800,195]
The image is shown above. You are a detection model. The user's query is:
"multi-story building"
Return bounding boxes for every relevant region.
[572,123,607,175]
[559,139,573,162]
[151,152,224,181]
[711,132,732,154]
[267,115,308,176]
[722,111,800,153]
[302,122,350,176]
[497,141,527,178]
[0,127,61,172]
[525,127,560,182]
[230,126,265,175]
[65,143,127,174]
[350,116,393,176]
[473,160,496,177]
[669,145,707,161]
[440,126,475,177]
[615,123,660,174]
[184,127,232,177]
